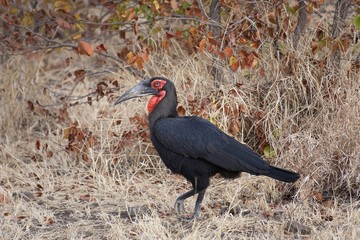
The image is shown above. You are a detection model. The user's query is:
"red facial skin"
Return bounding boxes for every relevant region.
[147,79,167,113]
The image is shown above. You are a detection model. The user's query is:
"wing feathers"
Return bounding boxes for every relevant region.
[154,116,271,174]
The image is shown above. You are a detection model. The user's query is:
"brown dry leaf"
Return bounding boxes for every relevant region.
[30,102,48,117]
[198,38,206,51]
[96,43,107,54]
[135,56,144,69]
[82,154,89,162]
[55,17,70,29]
[45,218,55,225]
[77,41,94,57]
[162,40,169,48]
[188,26,197,36]
[263,210,274,218]
[119,30,126,39]
[27,100,34,111]
[59,104,69,122]
[224,47,233,58]
[251,57,259,68]
[229,56,240,72]
[103,1,116,10]
[63,126,77,140]
[267,27,274,38]
[117,47,129,60]
[268,12,276,24]
[208,44,215,52]
[127,11,136,21]
[1,0,10,7]
[238,50,247,59]
[166,32,175,39]
[249,41,260,49]
[79,194,92,201]
[62,57,72,67]
[170,0,178,9]
[35,140,40,150]
[217,50,225,59]
[126,51,136,63]
[0,194,10,204]
[46,150,53,158]
[313,192,324,202]
[177,105,186,116]
[133,22,139,35]
[73,69,86,83]
[96,81,108,97]
[239,37,247,45]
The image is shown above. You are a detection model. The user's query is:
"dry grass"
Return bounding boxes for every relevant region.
[1,30,360,239]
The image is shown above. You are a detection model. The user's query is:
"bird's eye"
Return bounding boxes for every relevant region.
[154,82,160,87]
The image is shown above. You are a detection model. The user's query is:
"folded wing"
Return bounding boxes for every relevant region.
[153,116,272,175]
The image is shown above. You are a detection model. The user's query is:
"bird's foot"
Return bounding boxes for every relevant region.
[178,211,200,222]
[174,199,186,214]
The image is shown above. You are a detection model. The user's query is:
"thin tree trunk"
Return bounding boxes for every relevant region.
[209,0,221,39]
[293,0,307,49]
[331,0,351,68]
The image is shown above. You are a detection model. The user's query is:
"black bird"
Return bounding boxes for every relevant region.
[115,77,300,219]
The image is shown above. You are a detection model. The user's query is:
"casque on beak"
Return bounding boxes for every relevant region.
[114,79,158,105]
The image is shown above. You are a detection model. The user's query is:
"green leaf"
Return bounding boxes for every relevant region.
[181,1,191,10]
[285,3,297,16]
[264,146,275,158]
[354,15,360,30]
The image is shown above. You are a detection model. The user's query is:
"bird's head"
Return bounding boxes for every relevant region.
[114,77,174,113]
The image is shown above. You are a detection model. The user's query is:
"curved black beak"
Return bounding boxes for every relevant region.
[114,80,158,105]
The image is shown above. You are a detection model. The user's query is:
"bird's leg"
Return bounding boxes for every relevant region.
[174,189,207,220]
[190,189,206,219]
[174,189,196,214]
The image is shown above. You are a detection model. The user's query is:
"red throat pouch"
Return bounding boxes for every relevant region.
[147,90,166,113]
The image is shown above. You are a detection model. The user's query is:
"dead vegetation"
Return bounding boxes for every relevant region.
[1,2,360,240]
[1,42,359,239]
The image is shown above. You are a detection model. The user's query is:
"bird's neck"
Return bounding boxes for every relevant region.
[148,88,178,128]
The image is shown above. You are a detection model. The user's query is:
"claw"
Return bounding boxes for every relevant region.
[179,210,200,221]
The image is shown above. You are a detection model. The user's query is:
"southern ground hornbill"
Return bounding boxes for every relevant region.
[115,77,300,219]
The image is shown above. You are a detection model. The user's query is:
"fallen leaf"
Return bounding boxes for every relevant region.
[77,41,94,57]
[96,43,107,54]
[224,47,233,58]
[229,56,240,72]
[0,194,10,204]
[199,38,206,51]
[73,69,86,83]
[170,0,178,9]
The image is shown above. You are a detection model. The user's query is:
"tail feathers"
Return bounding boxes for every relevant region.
[266,166,300,183]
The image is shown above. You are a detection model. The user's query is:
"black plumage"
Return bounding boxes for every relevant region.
[115,77,300,219]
